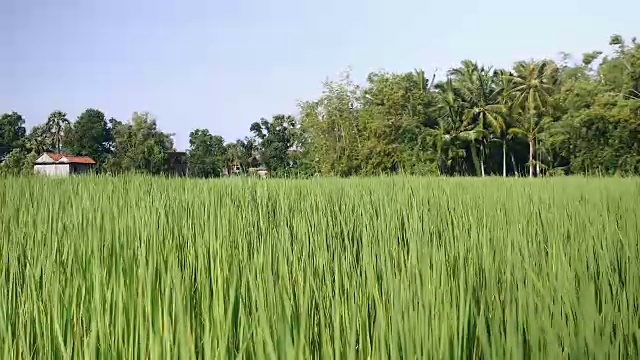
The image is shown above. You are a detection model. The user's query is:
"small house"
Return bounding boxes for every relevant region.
[34,152,96,176]
[248,166,269,178]
[222,160,242,177]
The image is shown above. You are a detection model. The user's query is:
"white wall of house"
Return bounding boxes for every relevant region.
[34,164,70,176]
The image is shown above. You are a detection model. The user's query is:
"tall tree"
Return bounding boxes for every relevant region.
[494,69,525,177]
[105,112,174,174]
[507,60,558,177]
[449,61,505,177]
[46,110,70,154]
[63,108,113,165]
[187,129,227,178]
[250,114,298,174]
[299,70,366,176]
[361,70,434,174]
[238,137,261,170]
[0,112,27,160]
[25,124,53,155]
[430,78,468,175]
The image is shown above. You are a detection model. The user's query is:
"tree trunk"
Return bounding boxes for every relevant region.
[511,153,518,178]
[480,156,485,177]
[502,141,507,177]
[437,141,443,175]
[535,139,541,176]
[529,136,534,178]
[470,144,481,177]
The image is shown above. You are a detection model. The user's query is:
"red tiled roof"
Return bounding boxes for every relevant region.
[46,153,64,161]
[45,152,96,164]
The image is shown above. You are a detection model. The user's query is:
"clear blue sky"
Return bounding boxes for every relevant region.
[1,0,637,150]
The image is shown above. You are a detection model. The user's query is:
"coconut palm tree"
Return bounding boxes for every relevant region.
[507,60,558,177]
[431,78,468,175]
[25,124,52,155]
[494,69,526,177]
[450,61,505,176]
[46,110,70,154]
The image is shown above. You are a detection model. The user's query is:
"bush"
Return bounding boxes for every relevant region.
[0,149,36,176]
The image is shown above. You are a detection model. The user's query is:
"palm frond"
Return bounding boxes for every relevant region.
[507,128,528,138]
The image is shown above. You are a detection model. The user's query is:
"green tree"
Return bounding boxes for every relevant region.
[46,110,70,154]
[360,69,434,175]
[0,112,27,160]
[507,60,558,177]
[449,61,505,177]
[105,112,174,174]
[299,70,365,176]
[63,109,113,165]
[25,124,53,155]
[187,129,227,178]
[250,114,298,175]
[224,138,260,175]
[0,148,36,176]
[494,69,527,177]
[238,138,260,170]
[430,78,469,175]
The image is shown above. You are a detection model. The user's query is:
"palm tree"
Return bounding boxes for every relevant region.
[450,61,505,177]
[494,69,524,177]
[507,60,558,177]
[225,141,246,175]
[25,124,52,155]
[46,110,70,154]
[431,78,467,175]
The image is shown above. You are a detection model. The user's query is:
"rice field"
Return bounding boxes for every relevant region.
[1,176,639,359]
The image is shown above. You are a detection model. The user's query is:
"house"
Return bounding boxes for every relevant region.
[222,160,242,176]
[248,166,269,178]
[34,152,96,176]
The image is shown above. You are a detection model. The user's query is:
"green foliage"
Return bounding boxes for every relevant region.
[25,124,53,155]
[297,34,640,177]
[104,112,174,175]
[224,138,260,175]
[63,109,113,165]
[0,112,27,160]
[1,176,639,357]
[187,129,227,178]
[299,71,364,176]
[45,110,70,154]
[299,69,439,177]
[0,149,36,176]
[5,33,640,178]
[250,114,298,175]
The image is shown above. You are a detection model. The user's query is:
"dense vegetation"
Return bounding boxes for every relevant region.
[1,176,639,357]
[2,35,640,177]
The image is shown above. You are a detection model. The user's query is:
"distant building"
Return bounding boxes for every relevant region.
[34,152,96,176]
[248,166,269,178]
[222,160,242,176]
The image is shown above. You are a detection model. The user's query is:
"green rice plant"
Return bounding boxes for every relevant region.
[0,176,639,359]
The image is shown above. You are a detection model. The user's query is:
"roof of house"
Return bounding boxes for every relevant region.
[37,152,96,165]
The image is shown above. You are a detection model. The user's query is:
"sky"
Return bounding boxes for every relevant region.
[1,0,638,150]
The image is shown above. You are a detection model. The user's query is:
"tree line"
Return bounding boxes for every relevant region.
[2,34,639,177]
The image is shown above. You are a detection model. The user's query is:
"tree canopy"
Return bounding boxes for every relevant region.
[63,109,113,166]
[0,112,26,160]
[188,129,227,178]
[104,112,174,175]
[2,34,640,177]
